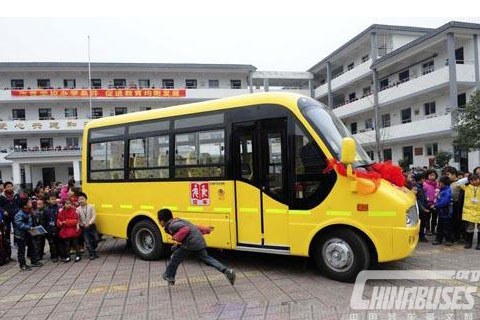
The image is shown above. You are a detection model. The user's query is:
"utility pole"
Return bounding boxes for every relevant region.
[87,35,92,119]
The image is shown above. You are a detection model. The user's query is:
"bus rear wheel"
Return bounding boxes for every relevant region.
[131,220,165,260]
[313,229,370,283]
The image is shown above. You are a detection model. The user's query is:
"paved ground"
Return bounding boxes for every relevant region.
[0,234,479,320]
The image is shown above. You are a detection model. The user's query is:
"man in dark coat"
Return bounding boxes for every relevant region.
[157,209,235,286]
[0,181,21,261]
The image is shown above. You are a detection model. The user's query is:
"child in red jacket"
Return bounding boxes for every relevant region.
[57,199,81,262]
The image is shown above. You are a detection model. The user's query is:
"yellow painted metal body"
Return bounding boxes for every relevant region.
[82,92,419,263]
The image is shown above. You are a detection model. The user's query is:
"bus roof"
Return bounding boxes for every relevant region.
[84,92,305,130]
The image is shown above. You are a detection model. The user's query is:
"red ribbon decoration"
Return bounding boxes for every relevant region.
[323,159,405,188]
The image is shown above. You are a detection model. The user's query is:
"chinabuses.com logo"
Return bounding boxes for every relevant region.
[350,270,479,311]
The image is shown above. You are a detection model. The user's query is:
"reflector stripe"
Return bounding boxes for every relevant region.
[368,211,396,217]
[120,205,132,209]
[140,205,154,210]
[101,204,113,209]
[266,209,287,214]
[187,206,204,212]
[162,206,178,210]
[214,208,231,213]
[240,208,258,213]
[326,211,352,216]
[289,210,311,215]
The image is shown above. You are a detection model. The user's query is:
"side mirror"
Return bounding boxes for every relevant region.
[341,138,356,164]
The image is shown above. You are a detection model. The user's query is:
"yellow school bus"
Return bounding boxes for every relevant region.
[82,92,419,282]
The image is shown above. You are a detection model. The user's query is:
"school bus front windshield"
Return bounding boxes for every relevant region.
[297,97,372,167]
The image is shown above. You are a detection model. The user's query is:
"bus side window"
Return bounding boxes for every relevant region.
[292,123,335,209]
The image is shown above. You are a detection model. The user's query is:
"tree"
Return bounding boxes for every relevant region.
[454,90,480,151]
[398,158,410,172]
[435,150,452,168]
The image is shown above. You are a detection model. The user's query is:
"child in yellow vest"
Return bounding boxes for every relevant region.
[456,174,480,249]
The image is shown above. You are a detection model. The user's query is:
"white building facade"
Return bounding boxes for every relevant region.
[0,62,312,189]
[2,21,479,189]
[309,21,480,172]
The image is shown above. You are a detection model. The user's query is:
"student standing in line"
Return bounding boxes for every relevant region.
[57,199,81,262]
[77,192,99,260]
[43,195,60,262]
[14,198,43,270]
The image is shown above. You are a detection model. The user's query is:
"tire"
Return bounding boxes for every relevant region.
[131,220,165,260]
[313,229,370,283]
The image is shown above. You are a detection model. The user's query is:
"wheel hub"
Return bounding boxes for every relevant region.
[323,238,354,272]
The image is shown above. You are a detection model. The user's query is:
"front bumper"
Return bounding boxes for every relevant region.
[386,222,420,262]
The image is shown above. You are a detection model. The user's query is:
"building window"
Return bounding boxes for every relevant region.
[379,78,389,90]
[347,62,354,71]
[39,108,52,120]
[175,129,225,178]
[350,122,357,135]
[11,79,24,89]
[455,47,464,64]
[383,148,392,161]
[65,108,78,119]
[162,79,174,89]
[230,80,242,89]
[115,107,128,115]
[90,140,125,180]
[37,79,50,89]
[422,60,434,75]
[381,114,391,128]
[186,79,197,89]
[366,150,374,160]
[92,107,103,119]
[399,70,409,82]
[424,102,436,116]
[415,147,423,156]
[458,93,467,109]
[139,106,152,111]
[361,55,369,63]
[14,139,27,150]
[208,80,219,88]
[12,109,26,120]
[91,79,102,89]
[113,79,126,88]
[426,143,438,156]
[402,146,413,165]
[129,135,169,179]
[40,138,53,150]
[63,79,76,89]
[401,108,411,124]
[138,79,150,88]
[68,167,74,176]
[363,86,371,97]
[365,118,373,130]
[66,137,79,147]
[348,92,356,101]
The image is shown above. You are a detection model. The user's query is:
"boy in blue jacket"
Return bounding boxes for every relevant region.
[433,176,454,246]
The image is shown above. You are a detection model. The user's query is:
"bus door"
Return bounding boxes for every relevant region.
[233,118,289,250]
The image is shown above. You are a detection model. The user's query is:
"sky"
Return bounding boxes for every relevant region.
[1,2,480,71]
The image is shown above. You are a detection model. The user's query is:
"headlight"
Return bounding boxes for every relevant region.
[406,204,419,227]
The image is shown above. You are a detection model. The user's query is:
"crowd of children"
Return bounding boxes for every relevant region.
[408,166,480,248]
[0,179,99,270]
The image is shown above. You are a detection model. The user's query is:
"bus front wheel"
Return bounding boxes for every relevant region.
[131,220,165,260]
[313,229,370,283]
